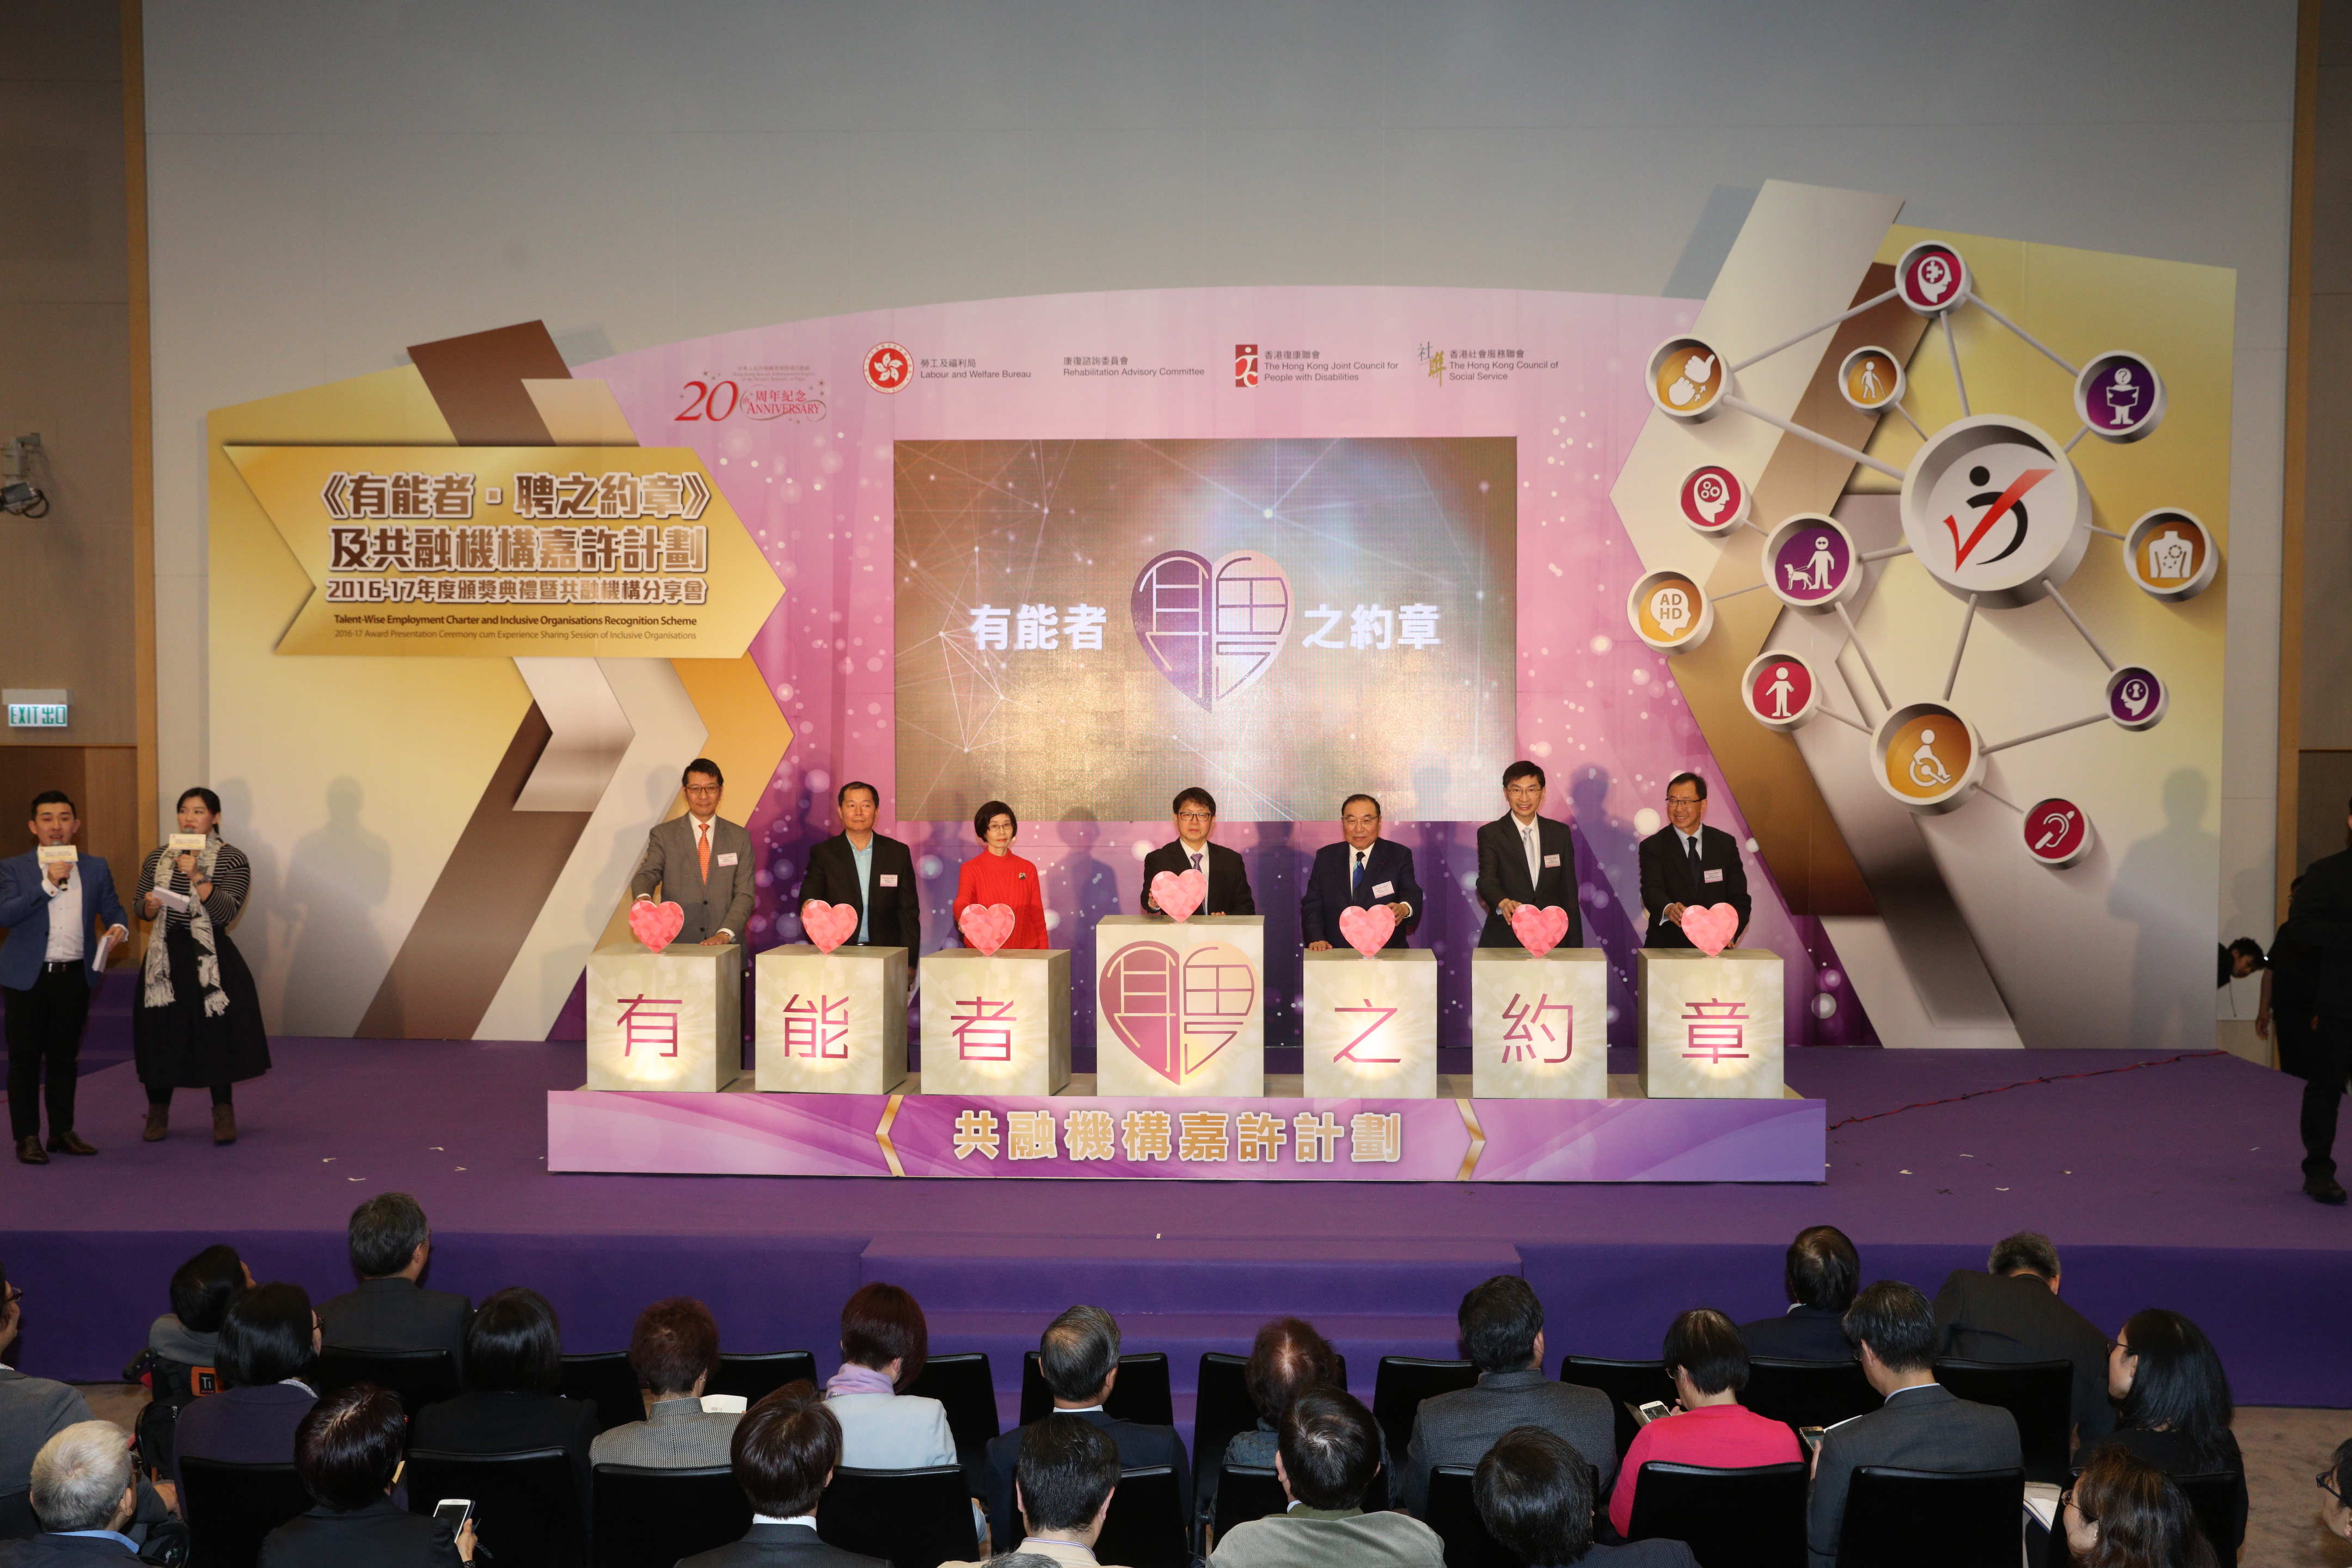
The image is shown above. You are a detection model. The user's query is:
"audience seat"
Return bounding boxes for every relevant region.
[905,1350,998,1490]
[1018,1350,1172,1426]
[1193,1352,1256,1483]
[559,1351,644,1433]
[1558,1355,1671,1457]
[1208,1463,1289,1549]
[1423,1465,1514,1568]
[315,1345,461,1418]
[1625,1460,1808,1568]
[179,1457,313,1568]
[2045,1469,2239,1568]
[1371,1356,1478,1465]
[1094,1464,1189,1568]
[1932,1358,2072,1484]
[591,1463,750,1568]
[1742,1357,1879,1434]
[1835,1465,2024,1568]
[815,1465,977,1568]
[406,1447,582,1568]
[0,1490,34,1542]
[710,1349,818,1406]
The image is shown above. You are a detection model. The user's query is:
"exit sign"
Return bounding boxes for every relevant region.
[4,689,68,728]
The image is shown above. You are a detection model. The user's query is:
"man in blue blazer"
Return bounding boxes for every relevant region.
[1301,794,1421,952]
[3,790,129,1163]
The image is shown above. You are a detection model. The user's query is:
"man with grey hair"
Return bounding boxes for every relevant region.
[1930,1229,2113,1447]
[16,1420,140,1559]
[979,1307,1187,1551]
[316,1192,471,1363]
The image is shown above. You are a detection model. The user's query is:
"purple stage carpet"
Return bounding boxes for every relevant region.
[3,1038,2343,1422]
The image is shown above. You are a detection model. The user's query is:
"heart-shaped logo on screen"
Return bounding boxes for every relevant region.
[1131,549,1291,712]
[1149,868,1206,923]
[1338,904,1395,958]
[1681,903,1741,957]
[958,903,1018,955]
[1102,938,1258,1085]
[629,900,685,953]
[801,901,859,954]
[1509,904,1572,958]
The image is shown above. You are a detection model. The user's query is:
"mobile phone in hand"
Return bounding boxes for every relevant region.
[1634,1399,1672,1425]
[434,1499,474,1527]
[1799,1426,1826,1453]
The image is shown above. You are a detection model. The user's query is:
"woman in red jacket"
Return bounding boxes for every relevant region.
[1608,1307,1802,1538]
[951,799,1048,949]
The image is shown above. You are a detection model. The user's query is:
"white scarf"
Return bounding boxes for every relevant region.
[143,834,229,1017]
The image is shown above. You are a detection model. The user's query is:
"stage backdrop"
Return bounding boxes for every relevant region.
[207,182,2230,1057]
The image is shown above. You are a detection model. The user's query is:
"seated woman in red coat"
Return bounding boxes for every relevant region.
[951,799,1049,949]
[1607,1307,1803,1538]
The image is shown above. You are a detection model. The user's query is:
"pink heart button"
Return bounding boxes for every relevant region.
[1509,904,1572,958]
[1337,904,1396,958]
[1681,903,1741,957]
[801,901,859,953]
[1150,868,1206,923]
[629,899,685,953]
[958,902,1018,956]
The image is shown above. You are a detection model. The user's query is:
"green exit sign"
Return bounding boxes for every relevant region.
[4,689,68,728]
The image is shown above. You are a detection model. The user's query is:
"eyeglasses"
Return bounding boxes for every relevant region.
[1176,811,1214,823]
[2105,1338,2133,1356]
[2,1286,21,1308]
[2059,1486,2093,1524]
[1664,795,1702,807]
[683,784,721,797]
[2320,1469,2346,1502]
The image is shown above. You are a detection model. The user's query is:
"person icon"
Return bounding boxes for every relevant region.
[1908,729,1953,791]
[1766,665,1796,720]
[1858,359,1884,402]
[2105,366,2142,428]
[1806,535,1839,593]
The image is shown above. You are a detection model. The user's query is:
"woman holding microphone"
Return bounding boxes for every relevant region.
[135,787,270,1144]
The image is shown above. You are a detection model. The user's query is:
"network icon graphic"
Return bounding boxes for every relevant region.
[1629,240,2220,861]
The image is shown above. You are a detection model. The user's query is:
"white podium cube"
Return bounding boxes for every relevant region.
[755,945,908,1094]
[1470,948,1609,1099]
[1638,948,1785,1099]
[919,948,1072,1097]
[1095,915,1266,1098]
[586,942,742,1092]
[1303,948,1437,1099]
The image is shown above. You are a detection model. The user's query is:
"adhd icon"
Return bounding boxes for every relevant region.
[863,343,911,394]
[1234,344,1259,388]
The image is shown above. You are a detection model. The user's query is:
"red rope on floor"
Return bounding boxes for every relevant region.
[1824,1050,2230,1131]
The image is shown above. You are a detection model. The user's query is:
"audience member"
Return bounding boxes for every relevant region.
[149,1245,248,1374]
[258,1384,473,1567]
[1931,1230,2116,1448]
[316,1195,470,1363]
[1474,1425,1698,1566]
[411,1287,598,1519]
[946,1415,1119,1568]
[5,1259,168,1521]
[172,1283,320,1496]
[1207,1387,1438,1568]
[1202,1318,1389,1525]
[2090,1310,2244,1556]
[2062,1445,2218,1568]
[8,1423,142,1564]
[590,1297,739,1468]
[1607,1309,1801,1537]
[825,1284,955,1470]
[2320,1438,2352,1545]
[1807,1281,2020,1568]
[981,1307,1186,1550]
[1402,1276,1614,1515]
[677,1382,883,1568]
[1739,1227,1859,1361]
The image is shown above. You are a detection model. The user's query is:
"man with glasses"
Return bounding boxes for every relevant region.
[1142,787,1255,917]
[631,758,757,947]
[2319,1442,2352,1544]
[1637,772,1750,950]
[1474,761,1581,951]
[1302,795,1420,953]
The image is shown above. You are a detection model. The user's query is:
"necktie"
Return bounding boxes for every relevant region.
[1353,851,1366,894]
[1523,824,1540,891]
[1190,851,1203,875]
[698,821,712,881]
[1685,832,1702,881]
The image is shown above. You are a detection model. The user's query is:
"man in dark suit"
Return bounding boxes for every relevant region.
[3,1422,145,1567]
[1474,761,1581,950]
[2288,808,2352,1204]
[2,791,130,1163]
[1741,1226,1861,1361]
[679,1385,884,1568]
[316,1193,471,1363]
[1141,787,1255,917]
[798,780,924,971]
[1401,1277,1615,1514]
[980,1306,1187,1551]
[1301,796,1420,952]
[630,758,758,946]
[1808,1282,2021,1568]
[944,1416,1119,1568]
[1930,1231,2115,1449]
[1473,1427,1697,1567]
[1637,772,1750,948]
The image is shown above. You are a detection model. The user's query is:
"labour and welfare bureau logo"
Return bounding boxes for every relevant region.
[864,342,910,394]
[1234,344,1259,388]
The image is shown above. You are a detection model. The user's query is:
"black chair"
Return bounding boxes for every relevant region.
[179,1457,314,1568]
[710,1350,817,1405]
[561,1351,644,1433]
[906,1349,999,1487]
[0,1490,35,1542]
[315,1346,462,1418]
[1932,1359,2072,1484]
[1193,1352,1255,1481]
[1625,1460,1809,1568]
[1835,1465,2025,1568]
[1020,1350,1173,1426]
[2174,1472,2241,1568]
[1371,1356,1478,1467]
[1743,1358,1879,1435]
[1559,1356,1671,1457]
[591,1464,750,1568]
[1424,1465,1513,1568]
[816,1465,976,1568]
[406,1448,583,1568]
[1095,1465,1189,1568]
[1208,1465,1290,1549]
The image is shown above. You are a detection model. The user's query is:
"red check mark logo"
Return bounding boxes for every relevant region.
[1943,468,2052,567]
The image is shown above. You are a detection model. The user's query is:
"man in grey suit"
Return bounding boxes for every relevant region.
[316,1193,471,1363]
[1208,1388,1443,1568]
[1401,1276,1614,1515]
[632,758,757,946]
[1808,1282,2021,1568]
[1931,1230,2116,1449]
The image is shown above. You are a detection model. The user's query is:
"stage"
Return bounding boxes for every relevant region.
[3,1034,2342,1420]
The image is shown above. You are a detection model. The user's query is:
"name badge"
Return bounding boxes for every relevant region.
[1703,868,1724,884]
[716,852,739,867]
[878,873,899,887]
[1372,880,1395,898]
[1543,853,1561,868]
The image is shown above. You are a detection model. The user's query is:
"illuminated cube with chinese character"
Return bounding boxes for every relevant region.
[585,941,743,1092]
[1302,948,1437,1099]
[917,948,1071,1097]
[754,945,908,1095]
[1094,916,1265,1098]
[1470,948,1608,1099]
[1637,948,1784,1099]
